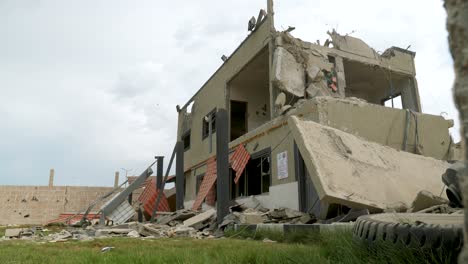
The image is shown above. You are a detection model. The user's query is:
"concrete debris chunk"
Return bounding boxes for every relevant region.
[272,47,306,97]
[95,228,134,237]
[327,29,378,59]
[416,204,458,214]
[127,230,140,238]
[323,209,369,224]
[268,207,305,220]
[183,209,216,228]
[409,190,449,212]
[306,65,321,81]
[157,209,196,225]
[5,228,25,238]
[262,238,277,243]
[56,230,72,240]
[384,202,409,213]
[238,212,266,224]
[167,226,196,238]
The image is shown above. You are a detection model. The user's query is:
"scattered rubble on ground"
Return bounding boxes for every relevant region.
[1,185,461,244]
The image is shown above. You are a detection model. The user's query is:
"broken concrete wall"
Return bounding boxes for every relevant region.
[293,97,453,160]
[272,33,337,107]
[271,31,420,117]
[327,29,380,59]
[229,48,270,132]
[184,114,298,207]
[178,16,273,173]
[288,115,449,212]
[0,185,116,225]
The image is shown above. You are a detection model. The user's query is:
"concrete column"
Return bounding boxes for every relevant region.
[334,56,346,98]
[156,156,164,190]
[114,171,119,188]
[267,0,275,27]
[176,141,185,210]
[216,109,229,225]
[49,169,55,187]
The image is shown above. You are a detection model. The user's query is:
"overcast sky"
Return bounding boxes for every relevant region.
[0,0,457,187]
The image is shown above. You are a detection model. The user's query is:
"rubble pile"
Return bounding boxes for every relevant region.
[1,187,462,244]
[220,205,317,229]
[0,209,219,243]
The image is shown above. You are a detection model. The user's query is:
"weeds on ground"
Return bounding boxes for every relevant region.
[225,228,457,264]
[0,227,458,263]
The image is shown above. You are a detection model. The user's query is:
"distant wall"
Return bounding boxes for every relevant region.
[0,185,116,225]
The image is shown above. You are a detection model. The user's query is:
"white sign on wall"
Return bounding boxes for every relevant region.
[277,151,288,180]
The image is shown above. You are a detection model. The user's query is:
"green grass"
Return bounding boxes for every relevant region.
[225,228,457,264]
[0,229,458,263]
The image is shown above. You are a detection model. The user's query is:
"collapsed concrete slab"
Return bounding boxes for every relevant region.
[183,209,216,227]
[327,30,379,59]
[288,115,450,215]
[272,47,305,97]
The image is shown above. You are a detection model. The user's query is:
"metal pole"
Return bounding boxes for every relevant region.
[216,109,229,225]
[176,141,185,210]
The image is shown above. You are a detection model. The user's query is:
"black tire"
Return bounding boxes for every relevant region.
[353,213,464,250]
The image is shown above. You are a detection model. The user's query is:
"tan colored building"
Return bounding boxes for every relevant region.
[176,1,458,219]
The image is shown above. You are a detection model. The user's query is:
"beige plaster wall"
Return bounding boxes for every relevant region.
[0,185,116,225]
[178,17,273,172]
[294,97,452,160]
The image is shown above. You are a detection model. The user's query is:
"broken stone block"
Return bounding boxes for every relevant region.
[297,214,316,224]
[239,212,266,224]
[272,47,306,97]
[306,65,321,81]
[138,224,167,237]
[157,209,196,225]
[262,238,277,243]
[305,81,333,99]
[183,209,216,228]
[55,230,72,240]
[417,204,458,214]
[173,226,196,237]
[384,202,409,213]
[328,29,378,59]
[95,228,133,237]
[268,208,304,220]
[274,92,286,109]
[409,190,449,212]
[127,230,140,238]
[5,228,24,238]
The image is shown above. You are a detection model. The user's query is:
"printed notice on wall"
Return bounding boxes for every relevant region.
[277,151,288,180]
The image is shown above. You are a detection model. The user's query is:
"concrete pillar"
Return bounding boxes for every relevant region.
[334,56,346,98]
[216,109,229,225]
[176,141,185,210]
[49,169,55,187]
[156,156,164,190]
[114,171,119,188]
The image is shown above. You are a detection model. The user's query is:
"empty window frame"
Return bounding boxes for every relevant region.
[202,108,217,139]
[382,94,403,109]
[230,148,271,199]
[182,130,191,151]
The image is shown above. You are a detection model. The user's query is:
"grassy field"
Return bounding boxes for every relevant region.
[0,228,458,264]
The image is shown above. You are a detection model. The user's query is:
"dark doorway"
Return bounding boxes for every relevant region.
[230,100,247,141]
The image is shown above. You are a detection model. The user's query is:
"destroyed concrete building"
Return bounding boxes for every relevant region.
[176,1,460,220]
